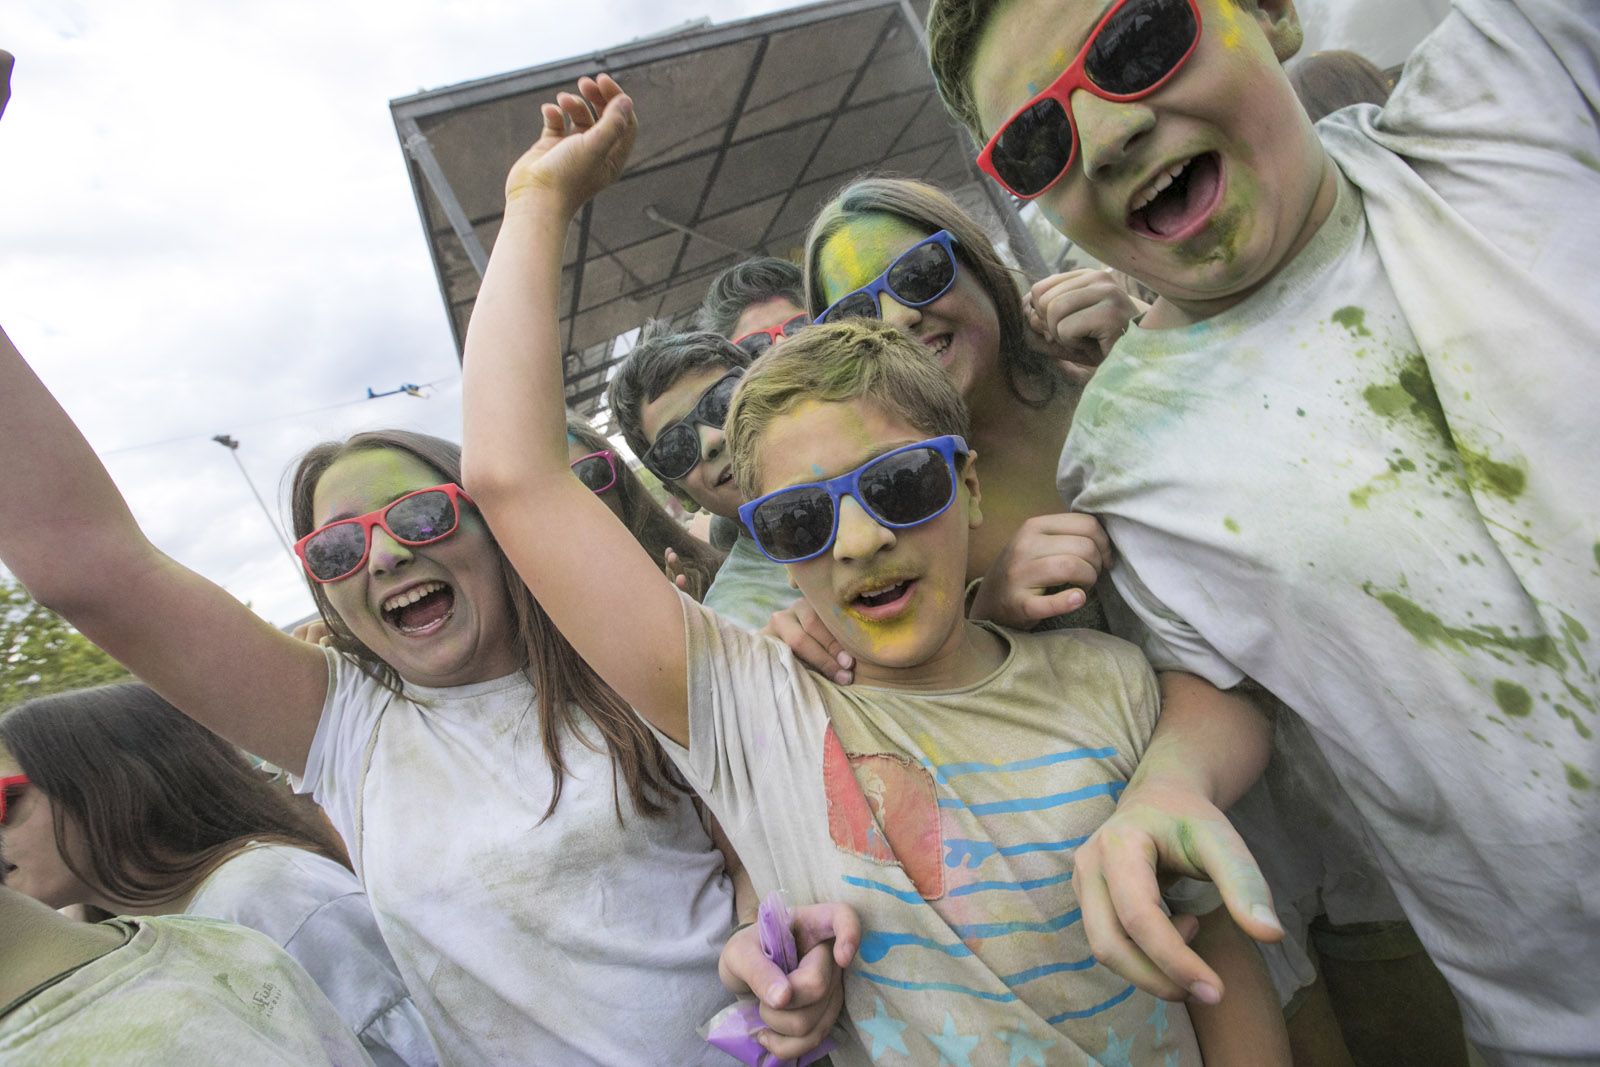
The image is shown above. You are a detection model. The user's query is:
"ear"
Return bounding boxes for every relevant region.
[1251,0,1304,62]
[960,450,983,530]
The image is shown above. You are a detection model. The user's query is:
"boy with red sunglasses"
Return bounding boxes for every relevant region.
[927,0,1600,1061]
[696,257,812,358]
[461,73,1288,1066]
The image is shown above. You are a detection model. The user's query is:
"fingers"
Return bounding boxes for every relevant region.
[1101,830,1224,1004]
[1075,842,1195,1002]
[757,964,844,1060]
[766,606,853,684]
[791,901,862,967]
[718,923,791,1003]
[1182,816,1284,944]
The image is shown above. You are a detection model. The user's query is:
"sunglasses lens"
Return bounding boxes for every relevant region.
[781,314,810,336]
[302,522,369,582]
[572,455,614,492]
[823,291,880,323]
[886,241,957,305]
[1086,0,1198,94]
[648,425,703,481]
[750,487,835,562]
[736,332,774,357]
[702,374,740,427]
[992,96,1076,197]
[860,446,955,526]
[387,490,458,544]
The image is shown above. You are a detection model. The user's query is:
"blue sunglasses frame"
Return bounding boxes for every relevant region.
[738,435,969,563]
[813,230,961,325]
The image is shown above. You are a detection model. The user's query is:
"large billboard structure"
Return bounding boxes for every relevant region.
[390,0,1045,430]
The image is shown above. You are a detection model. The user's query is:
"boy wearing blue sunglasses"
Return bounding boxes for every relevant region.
[461,74,1286,1066]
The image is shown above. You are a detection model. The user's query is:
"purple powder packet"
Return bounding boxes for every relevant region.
[702,892,837,1066]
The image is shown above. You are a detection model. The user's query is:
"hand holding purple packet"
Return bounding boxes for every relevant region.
[703,891,838,1066]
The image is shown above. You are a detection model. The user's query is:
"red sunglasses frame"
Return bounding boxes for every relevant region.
[976,0,1203,200]
[294,482,474,585]
[731,313,809,353]
[1,773,29,825]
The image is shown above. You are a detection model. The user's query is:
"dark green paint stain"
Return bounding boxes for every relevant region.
[1365,585,1566,672]
[1494,679,1532,718]
[1556,705,1593,740]
[1458,443,1526,502]
[1296,407,1306,417]
[1332,306,1372,337]
[1363,353,1451,443]
[1223,517,1241,534]
[1469,730,1490,744]
[1593,543,1600,570]
[1564,763,1593,791]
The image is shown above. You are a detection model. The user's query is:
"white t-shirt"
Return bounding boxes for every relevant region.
[660,593,1209,1067]
[299,649,734,1066]
[187,844,439,1067]
[1058,2,1599,1061]
[0,914,371,1066]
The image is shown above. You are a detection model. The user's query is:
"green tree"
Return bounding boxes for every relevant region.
[1,575,131,708]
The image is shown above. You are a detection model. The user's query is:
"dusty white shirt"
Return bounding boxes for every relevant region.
[1059,2,1599,1062]
[188,844,439,1067]
[0,914,371,1066]
[299,650,735,1066]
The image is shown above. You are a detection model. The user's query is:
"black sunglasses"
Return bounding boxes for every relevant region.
[640,369,744,481]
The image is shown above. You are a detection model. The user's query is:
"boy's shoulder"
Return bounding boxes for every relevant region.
[985,623,1161,719]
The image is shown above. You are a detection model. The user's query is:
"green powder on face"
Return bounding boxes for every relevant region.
[1223,517,1241,534]
[1366,586,1566,672]
[1564,763,1593,791]
[1332,306,1372,337]
[1493,679,1533,718]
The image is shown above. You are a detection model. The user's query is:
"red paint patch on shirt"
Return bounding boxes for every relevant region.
[822,724,944,899]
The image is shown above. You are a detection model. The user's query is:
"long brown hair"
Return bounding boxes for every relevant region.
[566,413,724,601]
[804,176,1061,409]
[0,683,349,907]
[288,429,683,821]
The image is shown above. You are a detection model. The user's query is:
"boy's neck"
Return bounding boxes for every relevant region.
[1141,151,1341,331]
[965,388,1077,582]
[0,888,126,1017]
[852,619,1008,692]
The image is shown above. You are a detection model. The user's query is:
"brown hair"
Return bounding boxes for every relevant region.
[0,683,348,907]
[727,319,970,496]
[288,429,683,822]
[804,176,1059,410]
[1287,49,1392,123]
[565,413,724,601]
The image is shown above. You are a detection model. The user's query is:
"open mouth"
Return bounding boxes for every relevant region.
[847,578,918,621]
[381,580,456,636]
[713,466,735,489]
[923,335,953,364]
[1128,152,1222,241]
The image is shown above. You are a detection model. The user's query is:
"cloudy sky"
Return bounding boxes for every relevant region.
[1,0,798,626]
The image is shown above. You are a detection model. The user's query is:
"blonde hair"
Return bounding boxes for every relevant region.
[727,320,969,497]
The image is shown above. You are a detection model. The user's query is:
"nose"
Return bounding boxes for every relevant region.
[698,424,726,469]
[832,495,895,564]
[879,291,924,331]
[367,526,415,577]
[1071,90,1155,182]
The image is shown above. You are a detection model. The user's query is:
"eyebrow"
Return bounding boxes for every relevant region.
[775,441,918,490]
[320,487,418,525]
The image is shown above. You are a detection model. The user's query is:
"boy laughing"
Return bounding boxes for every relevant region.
[928,0,1600,1060]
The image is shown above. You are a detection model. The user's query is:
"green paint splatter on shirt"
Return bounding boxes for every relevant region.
[1458,444,1526,502]
[1223,517,1241,534]
[1564,763,1593,791]
[1593,542,1600,570]
[1365,585,1566,672]
[1493,679,1532,717]
[1332,306,1371,337]
[1556,705,1593,740]
[1363,353,1451,443]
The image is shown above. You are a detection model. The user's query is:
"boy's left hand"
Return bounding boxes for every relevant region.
[969,512,1112,629]
[1023,269,1146,385]
[718,902,860,1060]
[763,600,855,685]
[505,73,636,215]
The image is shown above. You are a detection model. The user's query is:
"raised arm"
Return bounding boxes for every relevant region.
[0,327,328,772]
[460,75,691,745]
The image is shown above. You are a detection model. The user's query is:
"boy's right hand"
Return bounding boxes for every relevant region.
[969,512,1112,629]
[763,600,855,685]
[504,73,636,216]
[1023,269,1147,385]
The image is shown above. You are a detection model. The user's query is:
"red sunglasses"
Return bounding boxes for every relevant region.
[731,313,809,357]
[977,0,1203,199]
[1,774,29,825]
[295,483,474,585]
[570,449,619,494]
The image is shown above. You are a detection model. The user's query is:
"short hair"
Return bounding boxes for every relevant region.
[727,320,970,497]
[605,322,751,462]
[1287,50,1392,123]
[804,176,1058,409]
[695,257,806,338]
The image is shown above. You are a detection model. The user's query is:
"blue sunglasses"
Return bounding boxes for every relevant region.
[738,435,969,563]
[814,230,961,325]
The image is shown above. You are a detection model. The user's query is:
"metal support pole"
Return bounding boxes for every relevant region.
[643,206,757,258]
[212,435,300,571]
[398,116,490,278]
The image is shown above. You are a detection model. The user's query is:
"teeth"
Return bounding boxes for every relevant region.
[383,581,445,613]
[1131,158,1192,213]
[925,336,951,357]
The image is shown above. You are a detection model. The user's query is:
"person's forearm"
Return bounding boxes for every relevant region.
[460,194,573,501]
[1186,909,1291,1065]
[1128,673,1272,809]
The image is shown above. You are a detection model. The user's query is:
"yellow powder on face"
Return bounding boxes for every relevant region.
[1217,0,1245,50]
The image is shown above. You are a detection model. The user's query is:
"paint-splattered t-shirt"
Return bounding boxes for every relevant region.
[704,525,802,631]
[298,651,734,1067]
[659,593,1207,1067]
[0,915,371,1066]
[1059,2,1599,1061]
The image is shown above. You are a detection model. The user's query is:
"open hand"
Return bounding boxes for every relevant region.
[718,902,860,1061]
[505,73,636,215]
[1023,269,1146,385]
[763,599,854,685]
[968,512,1111,628]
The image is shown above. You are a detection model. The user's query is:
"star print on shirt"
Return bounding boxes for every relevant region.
[925,1012,980,1067]
[858,996,910,1061]
[1148,1000,1169,1043]
[997,1023,1057,1067]
[1098,1025,1135,1067]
